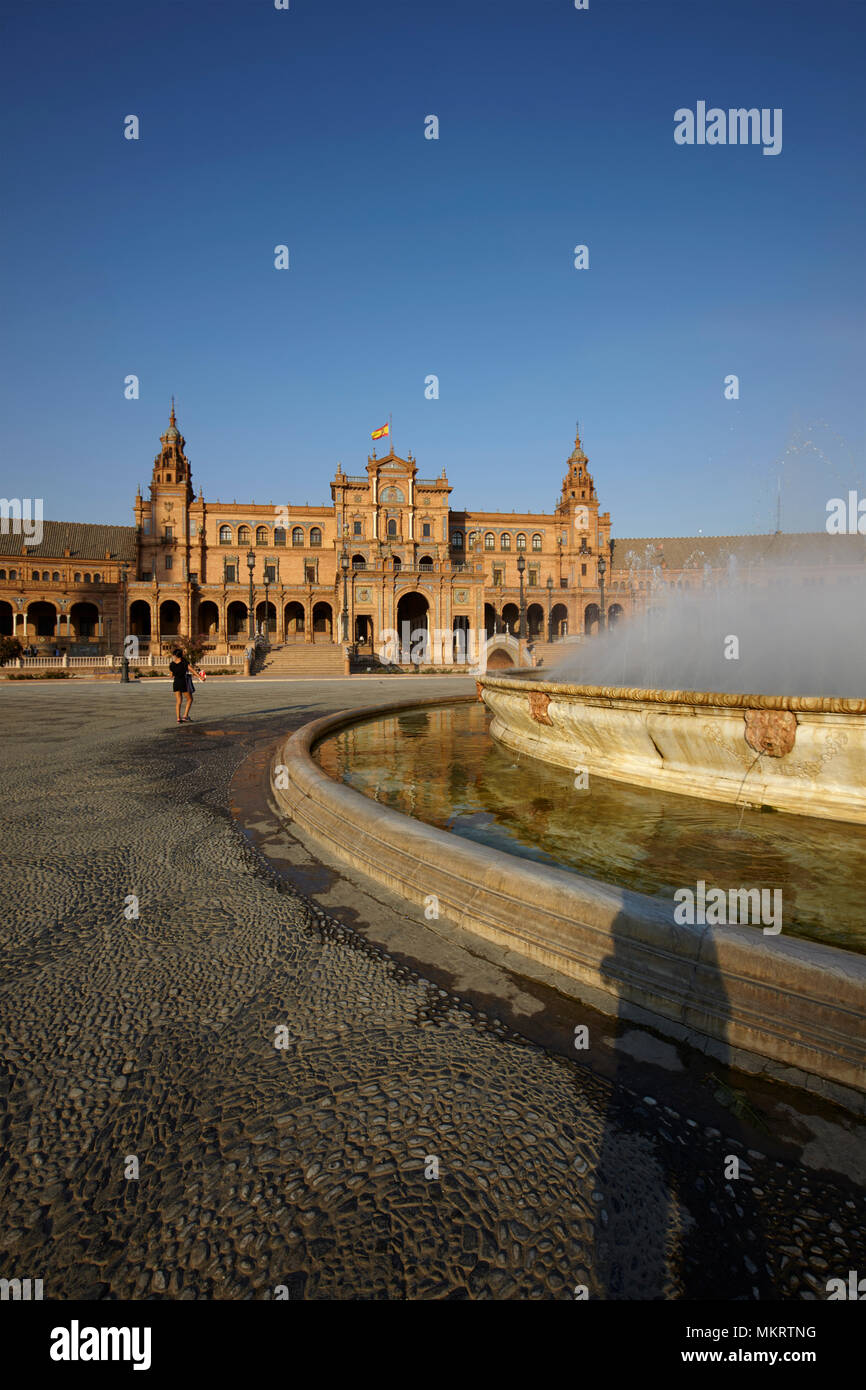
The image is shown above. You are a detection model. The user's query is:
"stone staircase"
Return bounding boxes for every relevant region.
[258,642,349,679]
[527,640,567,671]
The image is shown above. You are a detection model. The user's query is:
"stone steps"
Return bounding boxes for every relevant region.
[259,644,348,678]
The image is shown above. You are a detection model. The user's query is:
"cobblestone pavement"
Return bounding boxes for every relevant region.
[0,678,863,1300]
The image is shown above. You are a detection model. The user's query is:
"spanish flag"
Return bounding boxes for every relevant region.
[371,423,389,441]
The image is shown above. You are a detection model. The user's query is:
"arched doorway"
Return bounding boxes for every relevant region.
[501,602,519,636]
[159,599,181,636]
[527,603,544,639]
[584,602,599,635]
[27,601,57,639]
[552,603,569,638]
[227,601,248,639]
[608,603,624,628]
[452,615,470,663]
[351,553,366,570]
[312,601,333,638]
[198,601,219,638]
[69,601,98,640]
[483,603,496,639]
[396,590,429,662]
[256,600,276,638]
[0,600,13,637]
[284,601,305,638]
[354,615,373,649]
[129,599,152,636]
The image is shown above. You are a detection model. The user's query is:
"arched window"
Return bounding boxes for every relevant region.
[219,525,232,544]
[84,573,92,583]
[532,534,542,552]
[274,527,286,546]
[387,519,397,537]
[74,572,81,582]
[467,532,477,549]
[484,533,495,550]
[310,527,322,547]
[292,527,304,546]
[256,526,268,545]
[0,569,5,579]
[500,534,511,551]
[8,569,16,580]
[52,572,59,581]
[42,571,50,581]
[516,533,526,550]
[451,531,464,548]
[238,525,251,545]
[32,571,39,581]
[93,573,101,583]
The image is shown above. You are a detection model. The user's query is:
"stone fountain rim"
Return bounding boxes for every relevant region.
[271,692,866,1112]
[478,673,866,715]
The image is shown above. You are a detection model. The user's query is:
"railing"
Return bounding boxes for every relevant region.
[345,475,368,483]
[418,563,434,571]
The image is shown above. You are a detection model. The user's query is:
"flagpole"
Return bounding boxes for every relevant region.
[389,413,393,456]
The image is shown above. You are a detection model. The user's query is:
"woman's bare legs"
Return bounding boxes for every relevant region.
[182,692,193,720]
[175,690,183,721]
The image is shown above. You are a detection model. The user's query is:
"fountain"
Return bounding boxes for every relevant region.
[477,678,866,823]
[478,573,866,822]
[272,576,866,1111]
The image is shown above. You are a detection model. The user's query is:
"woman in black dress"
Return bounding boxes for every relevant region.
[168,647,194,723]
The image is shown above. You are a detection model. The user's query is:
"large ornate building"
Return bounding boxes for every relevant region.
[2,409,864,663]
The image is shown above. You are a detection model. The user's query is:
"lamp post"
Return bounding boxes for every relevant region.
[340,547,349,642]
[120,562,130,682]
[516,552,526,640]
[546,575,554,642]
[263,574,270,642]
[246,548,255,640]
[598,553,607,633]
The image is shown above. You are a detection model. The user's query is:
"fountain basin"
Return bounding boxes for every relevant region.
[479,676,866,824]
[272,695,866,1112]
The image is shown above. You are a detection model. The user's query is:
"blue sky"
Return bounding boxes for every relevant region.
[2,0,864,536]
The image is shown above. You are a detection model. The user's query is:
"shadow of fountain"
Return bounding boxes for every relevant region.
[592,899,775,1300]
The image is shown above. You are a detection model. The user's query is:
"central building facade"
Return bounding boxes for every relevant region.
[129,409,617,657]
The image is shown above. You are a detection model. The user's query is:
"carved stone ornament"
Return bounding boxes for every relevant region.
[744,709,797,758]
[529,691,553,725]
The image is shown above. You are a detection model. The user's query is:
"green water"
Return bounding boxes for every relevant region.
[314,700,866,954]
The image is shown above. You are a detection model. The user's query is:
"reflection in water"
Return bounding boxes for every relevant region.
[314,701,866,954]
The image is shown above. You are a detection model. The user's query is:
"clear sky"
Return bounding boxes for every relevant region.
[2,0,864,537]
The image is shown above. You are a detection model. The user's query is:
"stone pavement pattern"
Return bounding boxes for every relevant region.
[0,679,862,1300]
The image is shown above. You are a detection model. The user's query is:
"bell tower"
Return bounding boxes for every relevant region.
[152,399,192,494]
[555,424,611,583]
[135,401,194,587]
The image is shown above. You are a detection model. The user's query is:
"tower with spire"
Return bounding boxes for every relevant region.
[555,423,611,587]
[133,402,198,594]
